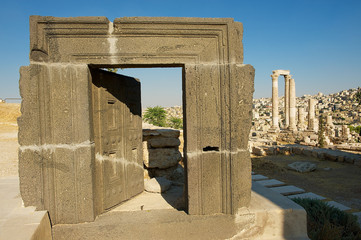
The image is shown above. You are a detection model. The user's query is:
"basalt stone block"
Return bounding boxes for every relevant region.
[21,16,254,223]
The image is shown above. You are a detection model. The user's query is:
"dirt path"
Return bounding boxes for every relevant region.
[252,154,361,210]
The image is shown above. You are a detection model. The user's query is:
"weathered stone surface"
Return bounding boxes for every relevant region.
[148,137,180,148]
[20,16,254,223]
[144,177,172,193]
[270,185,305,196]
[256,179,285,187]
[252,146,265,156]
[144,148,182,169]
[252,174,269,181]
[143,129,180,140]
[288,162,316,173]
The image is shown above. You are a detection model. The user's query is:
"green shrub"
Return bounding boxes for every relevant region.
[349,125,361,136]
[168,116,183,129]
[292,198,361,240]
[143,106,167,127]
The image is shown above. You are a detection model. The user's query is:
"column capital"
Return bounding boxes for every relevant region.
[284,75,292,80]
[271,74,279,80]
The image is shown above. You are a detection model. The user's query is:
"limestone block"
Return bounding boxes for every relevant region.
[144,177,172,193]
[143,129,180,141]
[144,148,181,169]
[292,147,303,155]
[148,137,180,148]
[324,152,338,161]
[288,162,316,173]
[264,147,276,155]
[302,149,313,157]
[252,146,266,156]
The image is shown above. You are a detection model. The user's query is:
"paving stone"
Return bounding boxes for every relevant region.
[270,185,305,196]
[251,174,268,181]
[352,212,361,227]
[325,201,351,211]
[287,192,326,200]
[256,179,285,187]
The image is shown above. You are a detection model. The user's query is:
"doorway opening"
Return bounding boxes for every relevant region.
[90,65,186,214]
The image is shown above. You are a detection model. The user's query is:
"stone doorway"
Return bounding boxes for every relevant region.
[18,16,254,225]
[90,66,185,213]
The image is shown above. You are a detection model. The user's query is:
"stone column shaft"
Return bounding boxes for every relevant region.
[308,99,316,131]
[326,116,333,126]
[271,74,279,129]
[284,75,290,127]
[289,78,296,130]
[298,107,305,129]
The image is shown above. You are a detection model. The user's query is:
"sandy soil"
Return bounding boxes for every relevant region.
[0,103,20,177]
[252,154,361,210]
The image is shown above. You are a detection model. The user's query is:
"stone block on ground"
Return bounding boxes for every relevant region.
[288,162,317,173]
[292,146,303,155]
[270,185,305,196]
[144,177,172,193]
[252,146,266,156]
[251,174,268,181]
[264,147,276,155]
[256,179,285,188]
[302,149,313,157]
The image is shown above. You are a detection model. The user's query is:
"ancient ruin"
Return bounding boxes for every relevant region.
[18,16,255,224]
[270,70,297,131]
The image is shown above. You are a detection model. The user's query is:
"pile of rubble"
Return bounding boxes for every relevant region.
[251,143,361,167]
[142,123,184,193]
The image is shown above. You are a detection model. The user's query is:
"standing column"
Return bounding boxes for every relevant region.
[271,74,279,129]
[326,116,333,126]
[298,107,305,130]
[284,75,291,128]
[308,99,316,131]
[289,78,297,130]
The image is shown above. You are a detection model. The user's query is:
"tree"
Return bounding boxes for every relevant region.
[106,68,118,73]
[168,116,183,129]
[143,106,167,127]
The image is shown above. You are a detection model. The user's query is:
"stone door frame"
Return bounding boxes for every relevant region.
[19,16,254,224]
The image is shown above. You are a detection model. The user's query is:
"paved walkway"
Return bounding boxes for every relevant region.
[252,172,361,227]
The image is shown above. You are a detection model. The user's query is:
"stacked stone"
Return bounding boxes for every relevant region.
[142,127,184,183]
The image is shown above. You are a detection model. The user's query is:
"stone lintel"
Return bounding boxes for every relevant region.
[273,69,290,76]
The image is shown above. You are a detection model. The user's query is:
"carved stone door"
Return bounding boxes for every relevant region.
[91,68,143,211]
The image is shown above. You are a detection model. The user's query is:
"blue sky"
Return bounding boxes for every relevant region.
[0,0,360,107]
